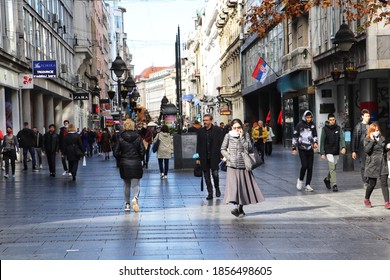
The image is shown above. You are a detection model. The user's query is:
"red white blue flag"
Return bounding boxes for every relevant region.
[251,57,270,84]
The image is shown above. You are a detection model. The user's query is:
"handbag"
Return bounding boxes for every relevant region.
[242,148,263,171]
[194,164,202,177]
[152,136,160,153]
[219,160,227,172]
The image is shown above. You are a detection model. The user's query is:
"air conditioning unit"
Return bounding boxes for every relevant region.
[52,13,58,24]
[61,64,67,73]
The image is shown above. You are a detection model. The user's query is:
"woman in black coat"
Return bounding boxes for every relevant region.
[363,123,390,208]
[63,124,84,181]
[114,119,145,212]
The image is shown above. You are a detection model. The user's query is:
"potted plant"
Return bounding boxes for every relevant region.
[331,67,341,81]
[345,65,358,81]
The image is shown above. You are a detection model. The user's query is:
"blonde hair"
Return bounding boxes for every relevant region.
[68,124,77,132]
[123,119,135,131]
[366,123,379,138]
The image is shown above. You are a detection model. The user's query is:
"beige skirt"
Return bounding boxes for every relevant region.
[223,167,265,205]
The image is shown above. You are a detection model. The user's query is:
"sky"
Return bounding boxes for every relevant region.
[121,0,206,76]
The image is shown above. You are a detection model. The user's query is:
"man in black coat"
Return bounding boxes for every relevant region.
[196,114,224,200]
[43,124,59,177]
[17,122,38,171]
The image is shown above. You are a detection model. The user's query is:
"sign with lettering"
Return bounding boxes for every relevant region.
[73,92,89,100]
[32,60,57,78]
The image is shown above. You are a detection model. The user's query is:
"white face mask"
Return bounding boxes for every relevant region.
[229,130,239,137]
[373,131,380,137]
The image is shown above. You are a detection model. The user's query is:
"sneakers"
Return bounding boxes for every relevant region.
[332,185,338,192]
[385,202,390,209]
[132,197,139,212]
[62,171,68,176]
[124,203,131,212]
[1,166,5,171]
[304,185,314,192]
[296,179,303,190]
[39,164,43,169]
[12,174,15,178]
[163,175,167,179]
[160,173,164,179]
[324,177,331,189]
[364,199,372,208]
[4,174,8,179]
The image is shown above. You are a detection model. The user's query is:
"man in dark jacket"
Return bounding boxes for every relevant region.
[59,120,69,175]
[32,127,44,169]
[17,122,38,171]
[320,113,346,192]
[292,110,318,192]
[196,114,224,200]
[351,109,371,188]
[43,124,59,177]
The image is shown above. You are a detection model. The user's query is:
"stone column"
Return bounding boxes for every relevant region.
[359,78,378,121]
[54,98,63,129]
[33,92,44,132]
[11,88,21,132]
[0,86,5,133]
[44,95,54,130]
[22,89,31,125]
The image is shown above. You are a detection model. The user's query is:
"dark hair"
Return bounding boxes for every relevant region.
[361,109,370,115]
[63,120,69,124]
[194,120,200,124]
[328,113,335,119]
[161,125,169,133]
[24,122,29,126]
[48,124,56,129]
[203,114,213,121]
[231,119,243,127]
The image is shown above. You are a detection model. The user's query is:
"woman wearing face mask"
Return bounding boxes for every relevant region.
[363,123,390,208]
[1,127,19,179]
[221,119,265,217]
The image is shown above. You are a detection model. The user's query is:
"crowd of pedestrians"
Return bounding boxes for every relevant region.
[0,107,389,215]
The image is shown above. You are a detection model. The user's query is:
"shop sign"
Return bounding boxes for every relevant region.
[220,109,232,115]
[19,74,34,89]
[73,92,89,100]
[32,60,57,78]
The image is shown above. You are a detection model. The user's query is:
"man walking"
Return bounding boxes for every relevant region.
[59,120,69,175]
[17,122,38,171]
[196,114,224,200]
[32,127,44,169]
[43,124,59,177]
[252,120,268,162]
[351,109,371,188]
[292,110,318,192]
[320,113,346,192]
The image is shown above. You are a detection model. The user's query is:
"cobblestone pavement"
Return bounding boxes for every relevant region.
[1,145,390,260]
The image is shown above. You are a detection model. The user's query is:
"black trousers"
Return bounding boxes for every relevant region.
[203,158,219,195]
[365,175,389,202]
[298,149,314,186]
[255,141,265,161]
[61,153,68,171]
[144,144,151,164]
[265,141,272,156]
[68,160,79,177]
[46,151,57,174]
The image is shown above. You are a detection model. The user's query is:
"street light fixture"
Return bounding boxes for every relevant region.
[332,21,357,172]
[110,54,128,121]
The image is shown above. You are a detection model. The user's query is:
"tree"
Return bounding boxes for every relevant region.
[244,0,390,39]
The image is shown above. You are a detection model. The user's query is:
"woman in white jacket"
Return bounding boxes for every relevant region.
[153,125,173,179]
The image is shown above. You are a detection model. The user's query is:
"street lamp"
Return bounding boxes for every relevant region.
[110,54,128,121]
[332,21,357,171]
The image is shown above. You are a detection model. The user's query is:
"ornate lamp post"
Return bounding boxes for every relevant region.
[332,21,357,171]
[110,54,128,121]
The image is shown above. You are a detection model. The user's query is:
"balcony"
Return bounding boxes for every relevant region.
[281,46,312,75]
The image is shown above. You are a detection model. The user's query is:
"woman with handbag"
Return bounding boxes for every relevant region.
[114,119,145,212]
[1,127,19,179]
[221,119,264,217]
[63,124,85,181]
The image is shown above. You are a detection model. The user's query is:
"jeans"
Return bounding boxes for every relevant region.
[298,149,314,186]
[123,178,140,204]
[203,158,220,195]
[23,147,36,169]
[158,158,169,175]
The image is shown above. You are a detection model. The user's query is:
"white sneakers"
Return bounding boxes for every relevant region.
[296,179,303,190]
[304,185,314,192]
[124,203,131,212]
[296,179,314,192]
[132,197,139,212]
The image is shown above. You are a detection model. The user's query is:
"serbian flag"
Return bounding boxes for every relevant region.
[251,57,270,83]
